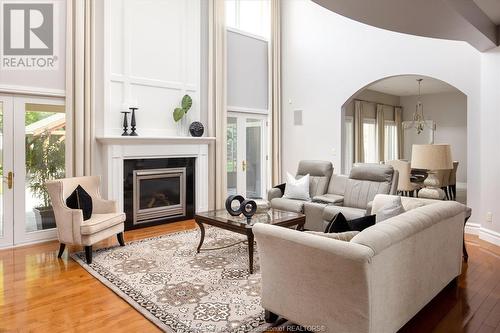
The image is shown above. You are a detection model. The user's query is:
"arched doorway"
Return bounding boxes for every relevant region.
[341,74,467,203]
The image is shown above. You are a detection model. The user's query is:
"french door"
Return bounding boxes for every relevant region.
[0,95,66,248]
[227,112,268,199]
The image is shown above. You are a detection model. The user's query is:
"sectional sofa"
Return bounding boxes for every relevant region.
[254,194,467,333]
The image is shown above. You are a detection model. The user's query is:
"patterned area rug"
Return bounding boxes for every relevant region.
[71,227,269,333]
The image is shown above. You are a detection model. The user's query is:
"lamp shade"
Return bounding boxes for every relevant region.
[411,144,453,170]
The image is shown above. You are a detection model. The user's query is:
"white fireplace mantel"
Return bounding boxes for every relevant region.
[97,136,214,213]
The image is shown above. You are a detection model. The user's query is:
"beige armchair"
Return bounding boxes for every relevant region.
[46,176,126,264]
[386,160,420,197]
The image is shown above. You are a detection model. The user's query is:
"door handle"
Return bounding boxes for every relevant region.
[6,171,13,189]
[242,160,247,172]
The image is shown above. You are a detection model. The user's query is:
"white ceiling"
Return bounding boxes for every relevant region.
[473,0,500,24]
[367,75,459,96]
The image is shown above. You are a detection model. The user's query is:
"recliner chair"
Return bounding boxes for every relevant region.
[268,160,333,213]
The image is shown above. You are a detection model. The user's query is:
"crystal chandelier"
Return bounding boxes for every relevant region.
[412,78,427,134]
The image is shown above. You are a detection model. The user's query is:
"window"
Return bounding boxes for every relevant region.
[225,0,271,39]
[344,117,353,174]
[363,119,377,163]
[384,121,398,161]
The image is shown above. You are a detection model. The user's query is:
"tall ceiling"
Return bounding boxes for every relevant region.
[367,75,460,96]
[312,0,500,51]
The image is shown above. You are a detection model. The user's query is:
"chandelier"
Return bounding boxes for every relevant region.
[412,78,427,134]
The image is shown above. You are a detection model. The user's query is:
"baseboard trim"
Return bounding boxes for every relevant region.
[478,227,500,247]
[464,222,481,235]
[0,236,58,250]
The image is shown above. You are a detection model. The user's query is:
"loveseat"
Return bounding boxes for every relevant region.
[269,161,399,231]
[254,194,467,333]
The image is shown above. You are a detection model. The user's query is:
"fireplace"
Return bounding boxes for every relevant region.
[124,158,195,230]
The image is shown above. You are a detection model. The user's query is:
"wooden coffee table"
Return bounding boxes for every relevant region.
[194,208,305,274]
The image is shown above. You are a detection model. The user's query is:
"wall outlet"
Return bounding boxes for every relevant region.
[331,148,337,156]
[486,212,493,223]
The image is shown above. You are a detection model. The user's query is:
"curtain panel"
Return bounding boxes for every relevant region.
[208,0,227,208]
[395,106,403,159]
[376,104,385,163]
[66,0,95,177]
[270,0,282,185]
[354,100,364,163]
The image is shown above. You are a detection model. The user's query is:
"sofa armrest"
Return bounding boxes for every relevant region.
[253,224,374,332]
[267,187,283,201]
[366,201,373,215]
[93,197,119,214]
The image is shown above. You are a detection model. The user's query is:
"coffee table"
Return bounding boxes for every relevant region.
[194,208,305,274]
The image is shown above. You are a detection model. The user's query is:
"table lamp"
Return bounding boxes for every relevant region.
[411,144,453,200]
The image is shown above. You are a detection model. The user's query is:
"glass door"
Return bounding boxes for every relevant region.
[13,97,66,245]
[227,112,268,199]
[0,96,14,248]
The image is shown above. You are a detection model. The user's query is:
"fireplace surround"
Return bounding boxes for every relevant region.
[124,158,195,230]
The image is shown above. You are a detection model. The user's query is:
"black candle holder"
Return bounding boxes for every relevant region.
[129,107,138,136]
[121,111,130,136]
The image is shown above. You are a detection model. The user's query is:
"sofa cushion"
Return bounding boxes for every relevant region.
[283,172,310,201]
[351,201,466,254]
[297,160,333,197]
[343,179,391,209]
[313,193,344,205]
[322,205,366,222]
[80,212,126,235]
[350,163,394,183]
[305,230,359,241]
[270,197,305,213]
[376,196,405,223]
[327,174,348,196]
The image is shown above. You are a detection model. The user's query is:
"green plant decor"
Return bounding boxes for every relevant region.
[173,94,192,122]
[25,129,66,208]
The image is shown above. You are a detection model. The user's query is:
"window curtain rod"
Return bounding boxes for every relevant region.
[354,99,401,109]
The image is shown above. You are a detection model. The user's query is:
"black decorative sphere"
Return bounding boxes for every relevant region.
[241,199,257,218]
[189,121,204,137]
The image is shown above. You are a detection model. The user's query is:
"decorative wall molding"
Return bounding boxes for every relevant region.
[103,0,201,136]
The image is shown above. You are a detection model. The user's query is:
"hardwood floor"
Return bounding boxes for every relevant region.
[0,221,499,333]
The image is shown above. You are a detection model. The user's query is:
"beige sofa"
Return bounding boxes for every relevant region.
[254,194,466,333]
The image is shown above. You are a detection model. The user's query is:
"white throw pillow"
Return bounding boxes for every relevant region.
[376,196,405,223]
[283,172,311,201]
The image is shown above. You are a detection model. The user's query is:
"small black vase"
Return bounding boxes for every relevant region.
[189,121,204,137]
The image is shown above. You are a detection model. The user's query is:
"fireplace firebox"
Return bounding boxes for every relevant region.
[124,158,195,230]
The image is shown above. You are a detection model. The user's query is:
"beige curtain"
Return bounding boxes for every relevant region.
[354,100,364,163]
[376,104,385,163]
[208,0,227,209]
[270,0,281,185]
[395,106,403,159]
[66,0,95,177]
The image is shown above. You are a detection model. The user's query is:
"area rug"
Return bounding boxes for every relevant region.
[71,227,269,333]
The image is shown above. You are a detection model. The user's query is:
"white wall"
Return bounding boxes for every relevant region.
[400,92,467,183]
[100,0,201,137]
[480,46,500,236]
[281,0,482,228]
